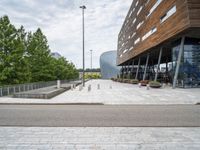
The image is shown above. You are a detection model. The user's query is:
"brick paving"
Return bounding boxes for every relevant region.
[0,79,199,104]
[1,127,200,150]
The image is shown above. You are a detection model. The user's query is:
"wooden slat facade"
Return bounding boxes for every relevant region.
[117,0,200,65]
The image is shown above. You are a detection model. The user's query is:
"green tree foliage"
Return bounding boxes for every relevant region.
[0,15,78,85]
[85,73,101,79]
[26,28,54,82]
[51,57,79,80]
[0,16,30,84]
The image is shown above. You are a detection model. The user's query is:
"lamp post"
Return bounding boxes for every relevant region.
[80,5,86,87]
[90,50,93,71]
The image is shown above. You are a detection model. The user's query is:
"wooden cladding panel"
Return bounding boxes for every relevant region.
[187,0,200,27]
[117,0,196,65]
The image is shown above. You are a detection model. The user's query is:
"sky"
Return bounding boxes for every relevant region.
[0,0,132,68]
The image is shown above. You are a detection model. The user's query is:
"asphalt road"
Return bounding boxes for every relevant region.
[0,104,200,127]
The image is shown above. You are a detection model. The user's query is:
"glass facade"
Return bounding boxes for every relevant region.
[172,37,200,88]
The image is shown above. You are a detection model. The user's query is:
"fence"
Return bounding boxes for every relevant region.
[0,80,77,97]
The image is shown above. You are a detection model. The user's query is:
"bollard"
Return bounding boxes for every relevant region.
[73,84,76,89]
[7,87,10,95]
[146,84,150,90]
[13,87,16,94]
[88,85,91,92]
[71,84,74,90]
[79,85,83,91]
[97,84,100,90]
[57,80,61,89]
[110,85,112,89]
[162,83,166,88]
[0,88,2,97]
[139,83,141,88]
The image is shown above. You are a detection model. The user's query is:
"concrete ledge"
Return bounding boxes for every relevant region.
[13,88,67,99]
[12,81,82,99]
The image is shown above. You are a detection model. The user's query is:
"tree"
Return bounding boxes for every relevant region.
[51,57,79,80]
[0,16,30,85]
[26,28,54,82]
[0,15,79,85]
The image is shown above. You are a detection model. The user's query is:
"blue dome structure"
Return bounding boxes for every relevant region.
[100,51,120,79]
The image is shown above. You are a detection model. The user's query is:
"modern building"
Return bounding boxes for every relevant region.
[100,51,121,79]
[117,0,200,88]
[51,52,62,59]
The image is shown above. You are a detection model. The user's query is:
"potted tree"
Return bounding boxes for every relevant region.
[149,81,162,88]
[140,80,149,86]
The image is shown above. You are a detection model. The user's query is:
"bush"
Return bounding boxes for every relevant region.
[149,81,162,88]
[140,80,149,86]
[111,78,118,82]
[123,79,130,83]
[130,79,139,84]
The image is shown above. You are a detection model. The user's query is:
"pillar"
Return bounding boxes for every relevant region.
[135,57,141,80]
[143,53,150,81]
[173,36,185,89]
[154,48,163,81]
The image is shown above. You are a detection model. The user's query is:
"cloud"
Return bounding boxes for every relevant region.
[0,0,132,68]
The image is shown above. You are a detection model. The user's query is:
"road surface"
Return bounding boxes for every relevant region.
[0,104,200,127]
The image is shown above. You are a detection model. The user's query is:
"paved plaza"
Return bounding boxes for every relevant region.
[1,127,200,150]
[1,80,200,149]
[0,79,199,104]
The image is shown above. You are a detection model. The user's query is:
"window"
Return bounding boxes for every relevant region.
[131,32,136,38]
[136,21,144,29]
[129,46,134,51]
[137,6,143,16]
[146,0,150,5]
[135,1,139,7]
[129,10,133,18]
[133,18,136,24]
[123,49,128,54]
[120,54,123,58]
[147,0,163,17]
[134,38,140,44]
[142,27,157,41]
[160,5,177,23]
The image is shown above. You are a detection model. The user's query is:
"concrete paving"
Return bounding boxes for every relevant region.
[1,127,200,149]
[0,105,200,127]
[0,79,199,104]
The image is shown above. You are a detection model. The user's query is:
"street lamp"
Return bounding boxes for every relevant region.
[80,5,86,87]
[90,50,93,71]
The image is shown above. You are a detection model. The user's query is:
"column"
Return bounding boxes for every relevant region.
[143,53,150,81]
[135,57,141,80]
[173,36,185,89]
[154,48,163,81]
[131,59,135,79]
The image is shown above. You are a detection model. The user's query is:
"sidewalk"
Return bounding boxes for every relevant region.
[0,79,199,105]
[1,127,200,149]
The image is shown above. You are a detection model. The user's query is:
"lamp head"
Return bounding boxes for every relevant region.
[80,5,86,9]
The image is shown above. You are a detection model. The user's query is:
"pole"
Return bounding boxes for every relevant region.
[80,5,86,87]
[135,57,141,80]
[143,53,150,81]
[155,48,163,81]
[90,50,93,71]
[173,36,185,89]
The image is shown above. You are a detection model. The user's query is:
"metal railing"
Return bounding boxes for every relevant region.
[0,79,78,97]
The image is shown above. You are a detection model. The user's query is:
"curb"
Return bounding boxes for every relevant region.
[0,103,104,105]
